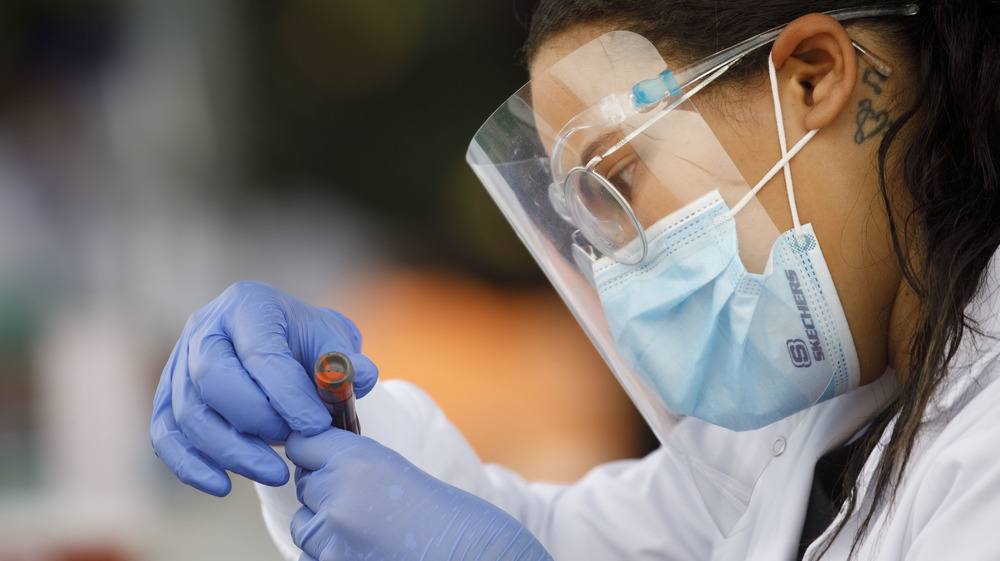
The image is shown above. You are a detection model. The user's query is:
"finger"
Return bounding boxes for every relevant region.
[284,429,365,472]
[313,306,363,350]
[173,360,289,486]
[293,464,352,512]
[229,299,332,435]
[297,307,377,397]
[293,466,305,508]
[174,400,290,487]
[343,352,378,398]
[290,505,334,559]
[293,465,318,507]
[151,343,233,496]
[192,332,291,442]
[151,416,232,496]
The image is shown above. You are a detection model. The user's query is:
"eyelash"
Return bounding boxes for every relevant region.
[600,150,638,200]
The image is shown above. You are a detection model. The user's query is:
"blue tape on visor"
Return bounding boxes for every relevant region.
[631,70,681,108]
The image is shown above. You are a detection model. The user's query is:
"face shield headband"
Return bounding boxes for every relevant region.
[466,5,915,534]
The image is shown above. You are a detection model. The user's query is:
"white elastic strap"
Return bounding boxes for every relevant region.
[722,128,818,221]
[768,55,801,234]
[721,55,819,229]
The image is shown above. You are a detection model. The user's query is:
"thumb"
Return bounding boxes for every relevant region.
[343,352,378,397]
[284,429,366,472]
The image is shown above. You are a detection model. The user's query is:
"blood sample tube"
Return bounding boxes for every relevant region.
[313,351,361,434]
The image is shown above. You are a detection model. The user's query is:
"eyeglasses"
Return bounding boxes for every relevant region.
[552,4,918,265]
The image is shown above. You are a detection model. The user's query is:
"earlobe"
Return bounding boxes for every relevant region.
[771,14,857,130]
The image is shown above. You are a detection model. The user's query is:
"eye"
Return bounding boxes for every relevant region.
[596,144,640,202]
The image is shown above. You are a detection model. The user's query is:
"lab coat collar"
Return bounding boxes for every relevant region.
[671,370,897,539]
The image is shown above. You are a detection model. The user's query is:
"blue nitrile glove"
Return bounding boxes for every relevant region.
[286,429,553,561]
[150,280,378,497]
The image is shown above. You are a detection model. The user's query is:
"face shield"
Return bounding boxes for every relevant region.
[465,5,915,535]
[469,25,779,427]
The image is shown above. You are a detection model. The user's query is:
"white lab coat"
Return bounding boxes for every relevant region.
[257,252,1000,560]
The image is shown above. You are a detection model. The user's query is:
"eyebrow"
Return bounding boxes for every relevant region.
[580,131,623,169]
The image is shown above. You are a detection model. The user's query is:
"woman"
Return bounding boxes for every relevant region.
[151,1,1000,559]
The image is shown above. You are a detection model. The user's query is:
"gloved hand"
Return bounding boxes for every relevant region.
[286,429,553,561]
[150,280,378,497]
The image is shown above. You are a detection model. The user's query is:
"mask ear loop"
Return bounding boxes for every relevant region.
[768,54,803,241]
[718,132,817,222]
[718,55,820,243]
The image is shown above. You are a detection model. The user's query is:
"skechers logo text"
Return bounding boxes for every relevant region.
[785,270,825,368]
[787,339,811,367]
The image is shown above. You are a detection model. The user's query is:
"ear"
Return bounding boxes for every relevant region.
[770,14,857,130]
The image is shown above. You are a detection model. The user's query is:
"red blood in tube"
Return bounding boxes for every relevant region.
[314,351,361,434]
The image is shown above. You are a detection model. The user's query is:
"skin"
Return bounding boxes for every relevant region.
[532,16,920,386]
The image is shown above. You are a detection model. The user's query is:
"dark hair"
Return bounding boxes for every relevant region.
[525,0,1000,557]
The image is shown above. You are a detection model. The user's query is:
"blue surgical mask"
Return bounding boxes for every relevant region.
[593,190,860,430]
[591,56,860,431]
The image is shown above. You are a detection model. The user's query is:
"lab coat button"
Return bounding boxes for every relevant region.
[771,437,787,457]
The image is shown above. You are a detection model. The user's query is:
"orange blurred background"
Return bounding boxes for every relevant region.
[335,267,651,482]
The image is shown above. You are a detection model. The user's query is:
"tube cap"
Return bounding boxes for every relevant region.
[314,351,355,404]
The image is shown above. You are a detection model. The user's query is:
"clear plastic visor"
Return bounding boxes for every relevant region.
[466,30,781,438]
[466,33,790,535]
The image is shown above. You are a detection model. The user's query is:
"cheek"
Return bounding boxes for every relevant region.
[696,101,793,228]
[630,165,687,227]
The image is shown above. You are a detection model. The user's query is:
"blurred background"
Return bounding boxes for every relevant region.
[0,1,653,559]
